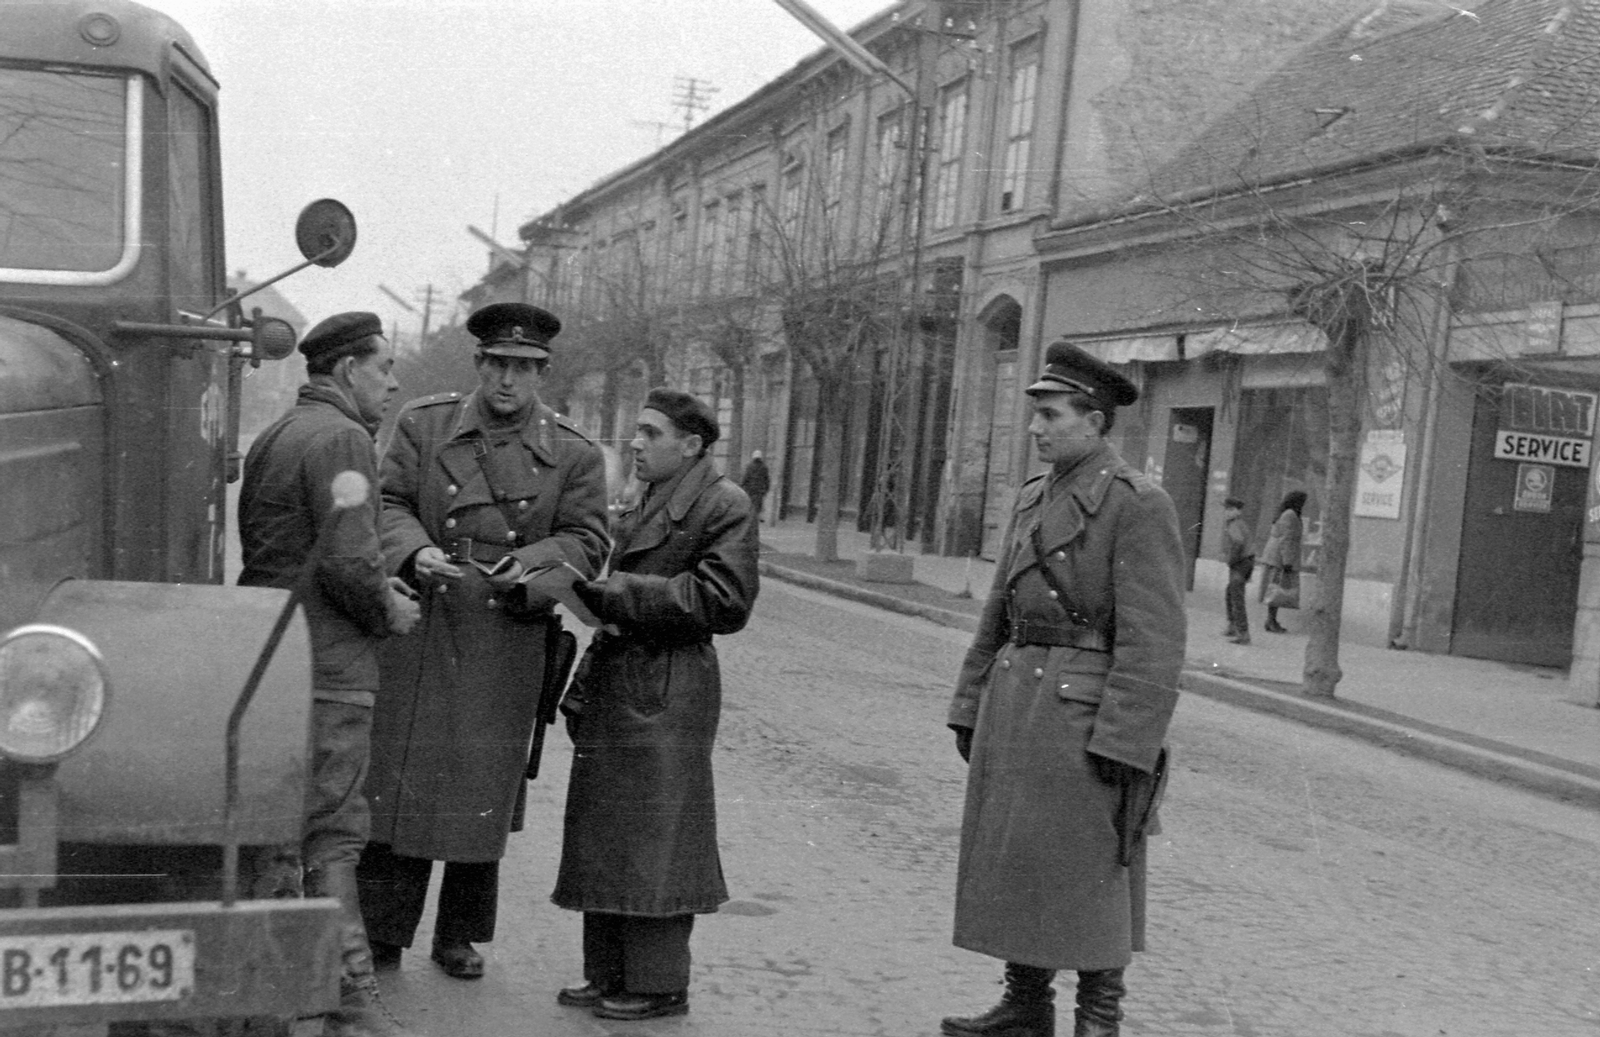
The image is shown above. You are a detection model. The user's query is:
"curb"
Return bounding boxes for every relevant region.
[759,560,979,634]
[762,561,1600,810]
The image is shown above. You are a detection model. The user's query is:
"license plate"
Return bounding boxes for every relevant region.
[0,930,194,1007]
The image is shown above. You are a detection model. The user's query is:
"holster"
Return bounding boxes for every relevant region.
[1114,746,1170,866]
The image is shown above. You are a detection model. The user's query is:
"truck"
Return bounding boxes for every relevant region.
[0,0,357,1030]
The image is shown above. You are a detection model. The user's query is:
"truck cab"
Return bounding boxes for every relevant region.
[0,0,345,1027]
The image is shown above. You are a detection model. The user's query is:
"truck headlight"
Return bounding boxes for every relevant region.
[0,625,110,762]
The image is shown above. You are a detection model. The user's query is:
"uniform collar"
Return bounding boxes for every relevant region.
[297,380,376,435]
[445,389,559,467]
[1046,440,1121,516]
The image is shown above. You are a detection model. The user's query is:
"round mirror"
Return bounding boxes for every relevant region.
[294,199,357,268]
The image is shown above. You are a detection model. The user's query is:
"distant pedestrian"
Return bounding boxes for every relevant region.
[1221,497,1254,644]
[553,388,760,1022]
[739,450,771,522]
[1259,490,1308,633]
[943,342,1185,1037]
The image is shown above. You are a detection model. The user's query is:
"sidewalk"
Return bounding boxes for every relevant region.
[757,518,1600,809]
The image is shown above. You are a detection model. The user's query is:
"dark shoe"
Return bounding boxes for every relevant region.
[592,992,689,1020]
[1264,621,1288,633]
[942,963,1056,1037]
[429,939,484,980]
[323,981,422,1037]
[371,941,402,973]
[556,981,616,1008]
[1227,634,1252,645]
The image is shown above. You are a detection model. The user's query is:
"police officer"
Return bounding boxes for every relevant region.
[942,342,1186,1037]
[237,311,423,1037]
[357,303,609,980]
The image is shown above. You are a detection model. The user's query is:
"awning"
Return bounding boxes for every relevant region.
[1188,323,1328,357]
[1077,335,1179,363]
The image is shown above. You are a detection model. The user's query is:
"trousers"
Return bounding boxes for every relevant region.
[356,841,500,946]
[582,912,696,994]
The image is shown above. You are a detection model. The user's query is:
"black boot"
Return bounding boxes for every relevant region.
[1072,968,1125,1037]
[941,963,1056,1037]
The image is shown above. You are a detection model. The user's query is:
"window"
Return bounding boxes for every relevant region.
[167,80,217,308]
[780,158,805,240]
[724,192,745,292]
[825,123,849,211]
[701,201,721,296]
[999,47,1038,213]
[747,184,768,283]
[873,110,904,242]
[0,68,130,276]
[932,81,968,229]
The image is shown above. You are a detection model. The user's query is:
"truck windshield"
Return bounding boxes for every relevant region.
[0,68,129,273]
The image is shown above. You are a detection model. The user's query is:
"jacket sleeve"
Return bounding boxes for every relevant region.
[1088,487,1187,772]
[378,406,439,575]
[947,524,1016,731]
[309,424,392,638]
[511,437,610,582]
[593,483,758,639]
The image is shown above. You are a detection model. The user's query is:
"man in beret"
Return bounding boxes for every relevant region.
[357,302,609,981]
[237,311,425,1037]
[551,387,759,1021]
[942,342,1186,1037]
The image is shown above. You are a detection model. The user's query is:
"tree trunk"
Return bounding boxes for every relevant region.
[1303,316,1367,697]
[813,380,848,562]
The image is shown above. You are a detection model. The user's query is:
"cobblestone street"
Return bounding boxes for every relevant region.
[379,581,1600,1036]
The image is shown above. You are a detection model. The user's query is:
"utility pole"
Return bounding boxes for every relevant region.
[415,283,442,345]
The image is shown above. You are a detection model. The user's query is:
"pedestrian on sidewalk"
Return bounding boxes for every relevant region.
[943,342,1186,1037]
[1258,490,1307,634]
[358,303,609,981]
[1222,497,1254,644]
[238,311,425,1037]
[552,387,760,1022]
[739,450,770,523]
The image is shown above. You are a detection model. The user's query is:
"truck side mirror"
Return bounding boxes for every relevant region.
[295,199,357,269]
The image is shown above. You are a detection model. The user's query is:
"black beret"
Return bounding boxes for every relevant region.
[1024,340,1139,407]
[466,302,560,359]
[299,311,382,364]
[644,387,720,447]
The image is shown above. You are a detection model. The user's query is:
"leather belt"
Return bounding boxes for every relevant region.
[1008,618,1109,652]
[444,537,515,564]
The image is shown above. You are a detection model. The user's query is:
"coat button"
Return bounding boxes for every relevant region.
[518,499,529,510]
[1047,590,1059,599]
[1000,659,1012,670]
[437,583,448,595]
[447,484,458,496]
[1033,667,1044,678]
[444,518,457,529]
[507,531,519,543]
[1053,551,1066,561]
[486,597,498,608]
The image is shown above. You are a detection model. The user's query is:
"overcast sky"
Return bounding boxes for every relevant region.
[144,0,892,335]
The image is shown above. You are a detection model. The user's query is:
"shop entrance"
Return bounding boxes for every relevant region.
[1165,407,1214,590]
[1452,387,1586,668]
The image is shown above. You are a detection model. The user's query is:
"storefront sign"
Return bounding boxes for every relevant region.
[1493,432,1591,467]
[1513,463,1554,513]
[1585,457,1600,543]
[1354,430,1405,520]
[1495,383,1597,469]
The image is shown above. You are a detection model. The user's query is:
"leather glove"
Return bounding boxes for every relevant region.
[1090,753,1138,786]
[953,726,974,763]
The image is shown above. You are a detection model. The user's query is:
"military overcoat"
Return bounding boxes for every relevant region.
[368,390,609,862]
[552,456,758,916]
[948,440,1185,970]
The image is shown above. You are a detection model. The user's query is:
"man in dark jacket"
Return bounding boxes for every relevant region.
[238,311,423,1037]
[1221,496,1254,644]
[552,388,759,1022]
[358,303,609,981]
[738,450,770,522]
[943,342,1186,1037]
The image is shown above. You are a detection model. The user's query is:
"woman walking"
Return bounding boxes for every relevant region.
[1258,490,1307,634]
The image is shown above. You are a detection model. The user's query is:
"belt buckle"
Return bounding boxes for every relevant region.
[1009,618,1028,645]
[447,537,474,563]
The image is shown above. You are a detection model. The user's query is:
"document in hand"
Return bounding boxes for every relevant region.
[521,560,601,628]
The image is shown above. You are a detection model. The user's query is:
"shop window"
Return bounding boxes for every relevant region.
[1231,386,1327,566]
